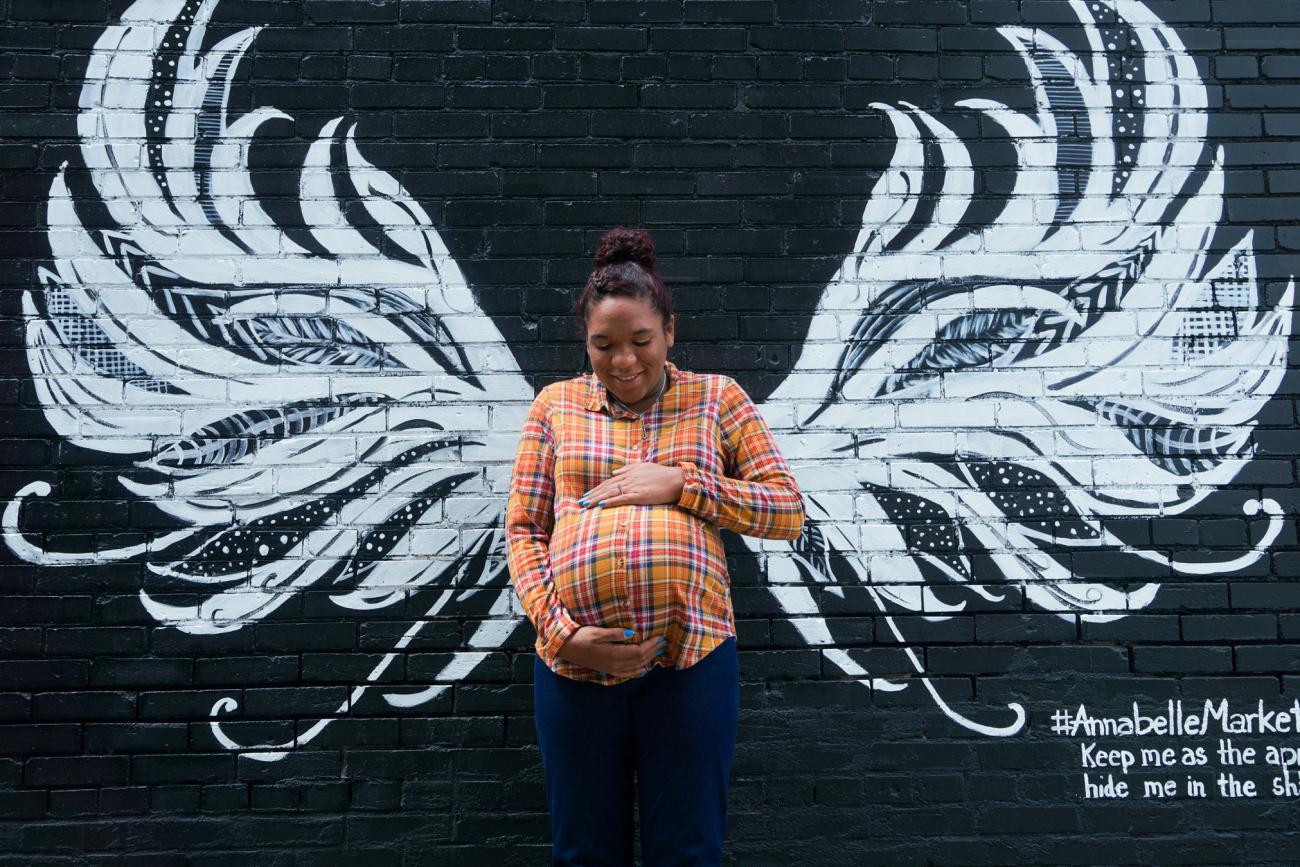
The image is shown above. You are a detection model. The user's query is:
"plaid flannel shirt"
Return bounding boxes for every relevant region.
[505,360,806,685]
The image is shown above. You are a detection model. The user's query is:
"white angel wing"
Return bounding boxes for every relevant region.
[4,0,530,758]
[755,0,1291,735]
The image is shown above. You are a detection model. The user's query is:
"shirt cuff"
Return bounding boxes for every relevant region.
[538,609,582,666]
[676,460,709,514]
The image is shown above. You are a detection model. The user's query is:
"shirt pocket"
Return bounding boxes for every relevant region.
[554,430,619,493]
[657,417,726,475]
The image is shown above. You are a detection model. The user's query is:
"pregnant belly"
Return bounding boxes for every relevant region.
[548,503,726,620]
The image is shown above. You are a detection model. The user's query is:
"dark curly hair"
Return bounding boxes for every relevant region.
[574,226,674,338]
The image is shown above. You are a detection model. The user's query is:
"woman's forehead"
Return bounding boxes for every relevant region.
[586,296,666,330]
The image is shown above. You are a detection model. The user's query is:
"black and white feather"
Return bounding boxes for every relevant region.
[755,0,1291,735]
[4,0,529,759]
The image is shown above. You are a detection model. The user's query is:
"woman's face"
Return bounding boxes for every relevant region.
[584,295,675,411]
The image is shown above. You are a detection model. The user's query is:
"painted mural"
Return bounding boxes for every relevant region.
[3,0,1291,760]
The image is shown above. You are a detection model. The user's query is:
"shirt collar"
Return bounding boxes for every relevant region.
[585,360,680,415]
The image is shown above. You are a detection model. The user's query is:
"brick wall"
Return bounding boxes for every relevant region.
[1,0,1298,863]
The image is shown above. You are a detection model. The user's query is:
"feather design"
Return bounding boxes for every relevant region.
[152,395,387,471]
[1093,399,1248,476]
[4,0,530,759]
[243,317,401,369]
[757,0,1292,736]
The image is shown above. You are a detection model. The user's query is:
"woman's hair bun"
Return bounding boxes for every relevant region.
[592,225,656,271]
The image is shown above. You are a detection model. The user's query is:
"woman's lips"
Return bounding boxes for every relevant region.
[613,372,641,385]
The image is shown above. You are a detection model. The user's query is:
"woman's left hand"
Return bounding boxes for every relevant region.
[580,462,685,509]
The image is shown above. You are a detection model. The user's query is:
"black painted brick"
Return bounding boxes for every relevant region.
[1181,613,1278,641]
[1133,645,1235,673]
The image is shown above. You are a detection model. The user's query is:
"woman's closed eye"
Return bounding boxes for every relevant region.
[593,342,651,351]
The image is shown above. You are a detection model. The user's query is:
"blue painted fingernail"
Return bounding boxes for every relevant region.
[624,628,634,637]
[579,499,588,506]
[597,501,605,507]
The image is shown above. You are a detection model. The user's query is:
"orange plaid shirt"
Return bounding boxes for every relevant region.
[505,360,806,685]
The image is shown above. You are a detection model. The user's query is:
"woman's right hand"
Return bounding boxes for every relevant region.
[556,626,665,678]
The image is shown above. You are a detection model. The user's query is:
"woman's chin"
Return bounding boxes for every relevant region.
[607,375,643,396]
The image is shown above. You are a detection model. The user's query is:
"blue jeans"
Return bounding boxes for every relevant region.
[532,637,739,867]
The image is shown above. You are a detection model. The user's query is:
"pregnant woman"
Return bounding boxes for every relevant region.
[506,226,806,866]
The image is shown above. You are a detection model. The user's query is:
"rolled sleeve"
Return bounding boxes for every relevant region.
[505,392,581,667]
[675,380,805,541]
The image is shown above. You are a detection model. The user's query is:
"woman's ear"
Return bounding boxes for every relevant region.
[665,314,676,348]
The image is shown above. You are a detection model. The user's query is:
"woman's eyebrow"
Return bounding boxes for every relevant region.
[589,328,656,339]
